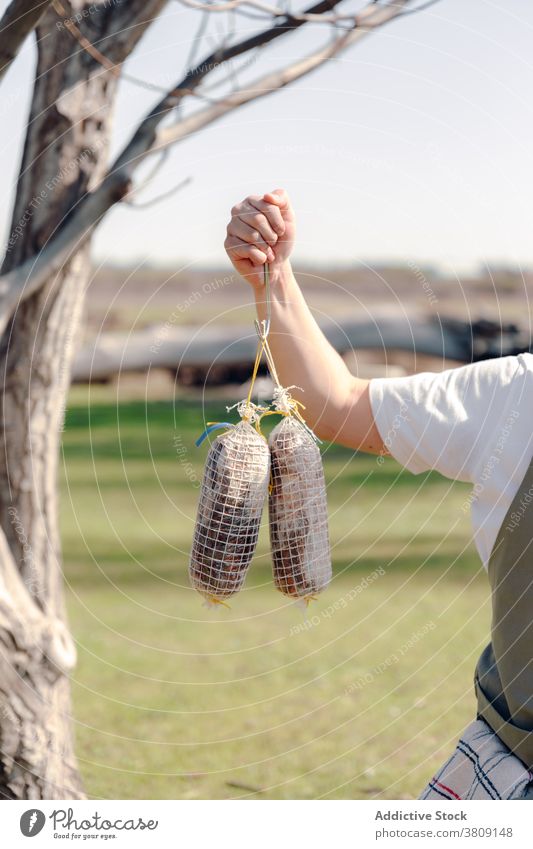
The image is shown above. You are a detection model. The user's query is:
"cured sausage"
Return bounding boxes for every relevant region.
[268,417,331,600]
[189,421,270,604]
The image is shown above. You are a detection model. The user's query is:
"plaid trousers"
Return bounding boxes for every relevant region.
[419,718,533,800]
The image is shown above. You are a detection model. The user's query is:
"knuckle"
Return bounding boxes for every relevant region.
[264,213,278,231]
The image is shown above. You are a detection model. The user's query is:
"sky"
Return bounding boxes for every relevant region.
[0,0,532,274]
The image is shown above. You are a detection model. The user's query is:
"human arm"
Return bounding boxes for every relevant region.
[224,188,385,453]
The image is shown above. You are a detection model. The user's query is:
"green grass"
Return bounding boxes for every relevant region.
[61,396,490,800]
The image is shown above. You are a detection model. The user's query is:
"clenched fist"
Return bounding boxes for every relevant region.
[224,189,295,288]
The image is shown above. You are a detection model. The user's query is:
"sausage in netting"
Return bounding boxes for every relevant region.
[268,416,332,599]
[189,420,270,604]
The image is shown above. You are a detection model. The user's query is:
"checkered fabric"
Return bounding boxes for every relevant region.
[419,719,533,800]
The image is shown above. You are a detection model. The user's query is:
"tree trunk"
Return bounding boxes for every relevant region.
[0,0,166,800]
[0,0,415,801]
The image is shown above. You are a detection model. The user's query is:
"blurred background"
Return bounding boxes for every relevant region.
[1,0,531,799]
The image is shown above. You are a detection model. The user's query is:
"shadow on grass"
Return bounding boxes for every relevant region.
[64,546,482,590]
[63,400,450,488]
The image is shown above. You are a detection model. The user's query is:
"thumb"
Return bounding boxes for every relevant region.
[263,188,289,208]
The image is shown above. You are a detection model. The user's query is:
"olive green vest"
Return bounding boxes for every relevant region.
[475,454,533,768]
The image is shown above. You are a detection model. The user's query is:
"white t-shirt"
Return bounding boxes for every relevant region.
[369,353,533,569]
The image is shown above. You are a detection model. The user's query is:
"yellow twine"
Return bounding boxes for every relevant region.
[204,595,231,608]
[256,398,308,437]
[242,263,314,440]
[244,337,267,411]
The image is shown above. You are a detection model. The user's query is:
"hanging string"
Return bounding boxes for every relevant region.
[234,261,272,430]
[196,262,318,443]
[250,263,321,442]
[245,333,267,407]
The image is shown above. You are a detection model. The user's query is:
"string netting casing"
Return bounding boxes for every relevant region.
[268,416,332,600]
[189,420,270,605]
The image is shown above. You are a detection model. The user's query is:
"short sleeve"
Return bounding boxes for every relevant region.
[369,356,523,483]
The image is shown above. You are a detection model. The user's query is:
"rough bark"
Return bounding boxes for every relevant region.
[0,0,166,800]
[0,0,423,799]
[0,0,53,82]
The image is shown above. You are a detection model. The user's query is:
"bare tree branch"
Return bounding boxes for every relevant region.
[157,2,408,149]
[0,171,130,333]
[393,0,441,15]
[174,0,442,22]
[0,0,415,329]
[112,0,356,175]
[124,175,193,209]
[0,0,53,81]
[175,0,358,23]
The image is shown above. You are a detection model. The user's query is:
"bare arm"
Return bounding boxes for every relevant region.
[224,189,385,454]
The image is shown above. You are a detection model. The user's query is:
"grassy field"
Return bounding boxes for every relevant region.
[60,391,490,800]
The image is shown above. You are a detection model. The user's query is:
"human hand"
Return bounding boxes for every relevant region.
[224,188,295,288]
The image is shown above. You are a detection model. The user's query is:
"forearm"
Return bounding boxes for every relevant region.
[254,261,384,453]
[224,188,384,453]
